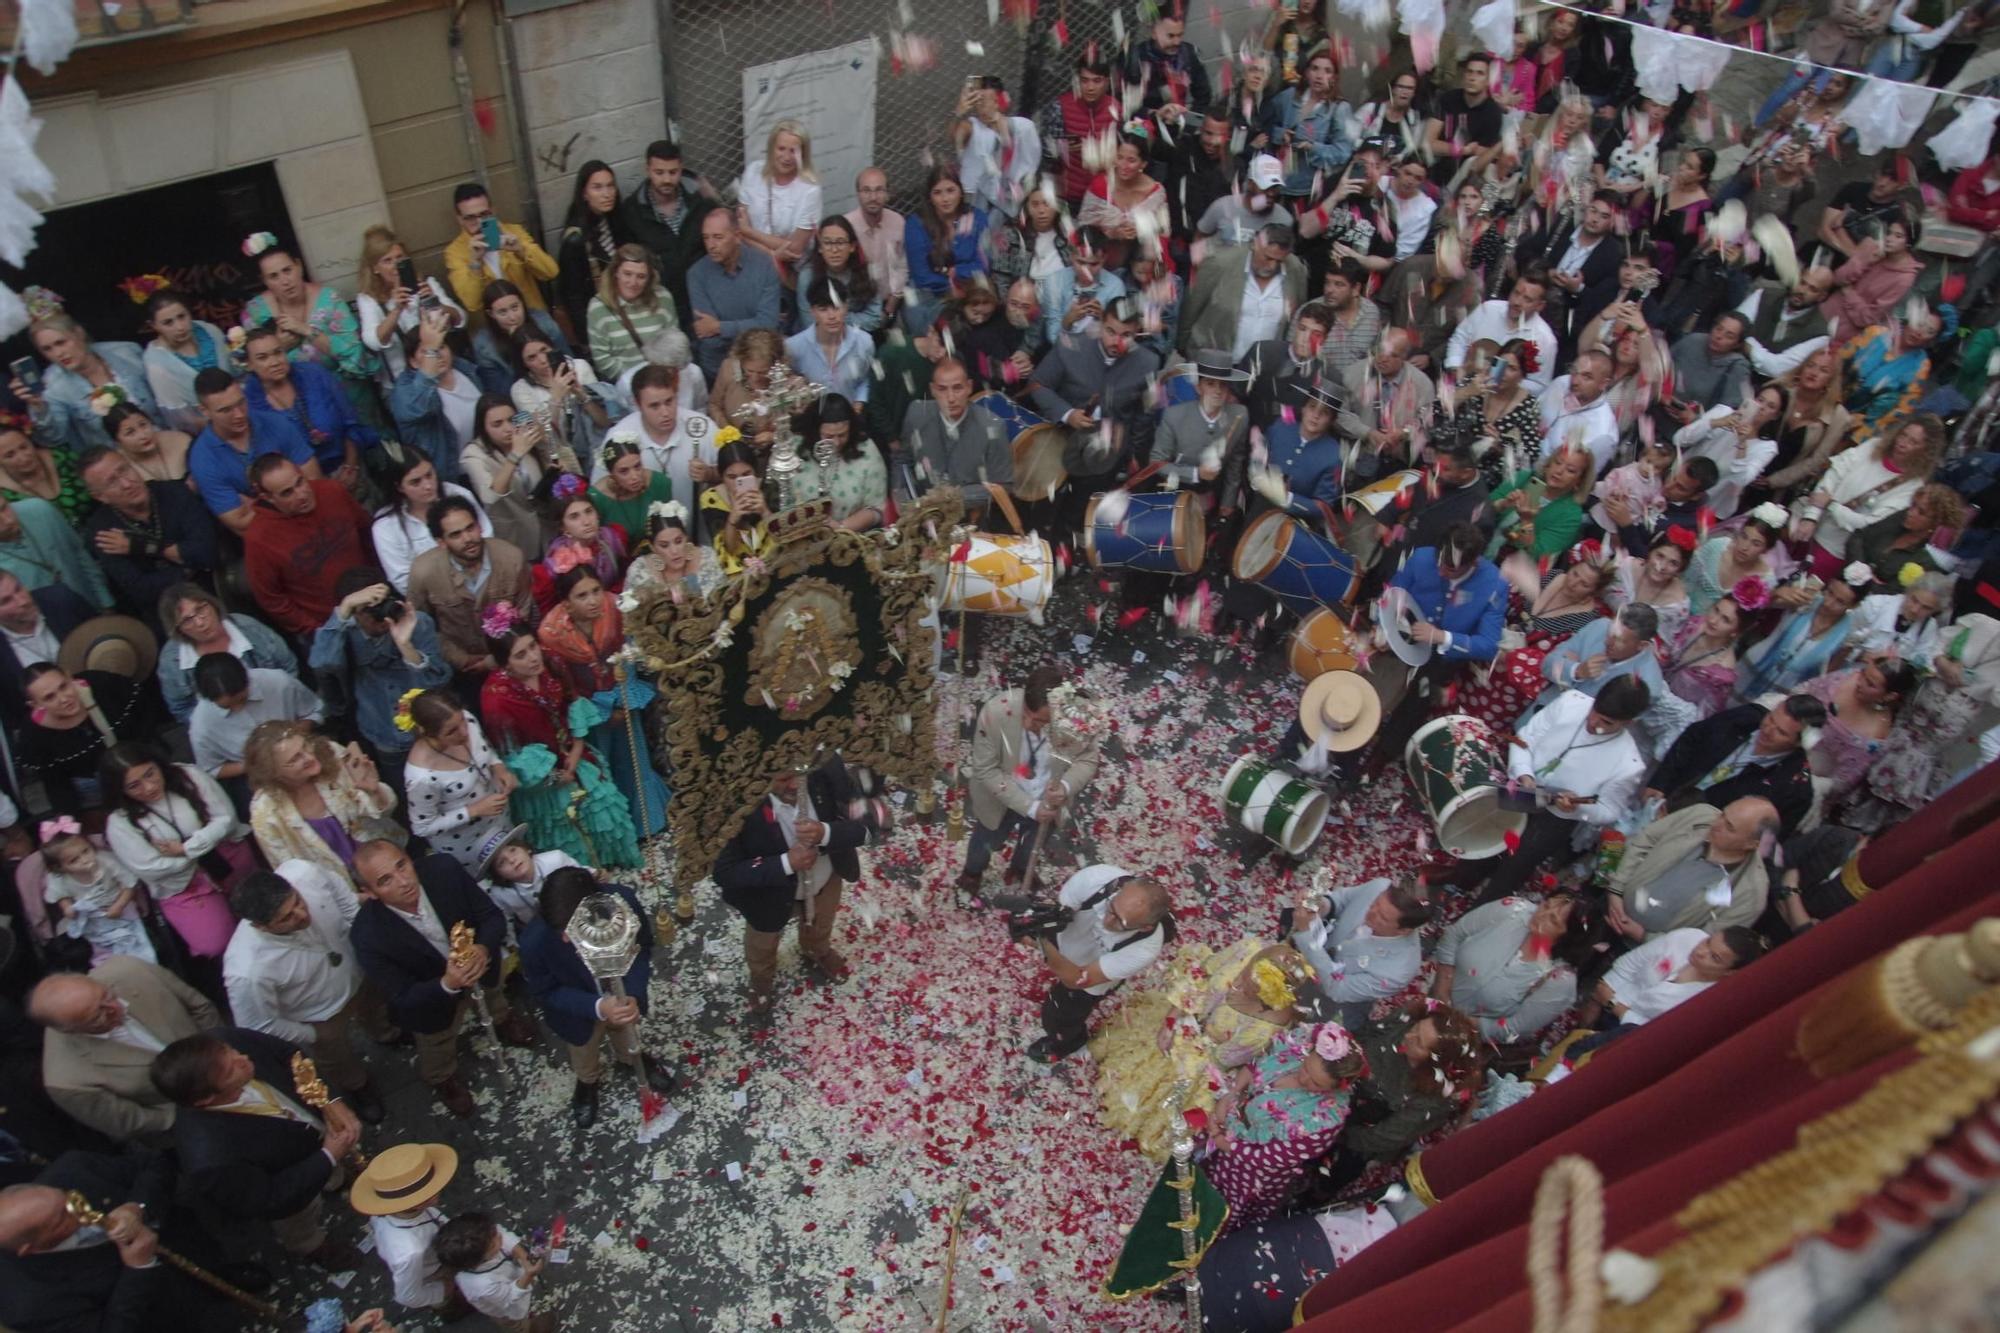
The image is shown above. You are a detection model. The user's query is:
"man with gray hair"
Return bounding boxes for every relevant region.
[1177,223,1309,362]
[1607,796,1780,941]
[27,957,219,1147]
[1533,601,1667,717]
[1288,873,1429,1029]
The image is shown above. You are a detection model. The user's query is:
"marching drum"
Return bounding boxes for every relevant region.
[1221,756,1331,857]
[1345,469,1423,516]
[1403,715,1523,860]
[1288,607,1359,681]
[977,393,1068,502]
[939,532,1055,618]
[1231,510,1360,614]
[1083,490,1206,575]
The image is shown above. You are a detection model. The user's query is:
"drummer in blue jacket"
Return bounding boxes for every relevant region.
[1247,376,1346,526]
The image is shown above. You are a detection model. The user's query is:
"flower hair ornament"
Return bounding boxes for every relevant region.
[86,384,129,418]
[1748,501,1790,531]
[1252,958,1299,1010]
[600,432,640,467]
[392,687,426,733]
[547,543,591,575]
[22,286,64,323]
[1841,561,1876,589]
[1898,561,1927,589]
[712,424,743,448]
[550,472,588,502]
[480,601,522,639]
[1313,1022,1356,1063]
[241,232,279,258]
[1514,340,1541,376]
[648,499,689,524]
[1731,575,1770,612]
[38,815,81,841]
[1665,524,1698,553]
[119,273,172,305]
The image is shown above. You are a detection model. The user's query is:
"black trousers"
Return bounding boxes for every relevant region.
[1040,981,1111,1057]
[1470,809,1586,905]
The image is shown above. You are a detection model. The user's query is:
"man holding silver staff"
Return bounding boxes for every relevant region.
[957,664,1101,903]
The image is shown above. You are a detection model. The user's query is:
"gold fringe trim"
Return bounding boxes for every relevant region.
[1097,1195,1232,1303]
[1405,1152,1439,1207]
[1601,986,2000,1333]
[1841,854,1872,901]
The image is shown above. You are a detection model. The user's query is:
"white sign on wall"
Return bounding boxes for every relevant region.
[740,38,879,217]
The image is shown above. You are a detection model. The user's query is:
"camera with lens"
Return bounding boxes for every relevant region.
[996,898,1075,943]
[367,594,406,623]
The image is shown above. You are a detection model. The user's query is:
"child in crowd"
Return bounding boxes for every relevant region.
[476,824,585,925]
[41,819,156,964]
[349,1143,462,1317]
[1589,437,1674,534]
[436,1211,555,1333]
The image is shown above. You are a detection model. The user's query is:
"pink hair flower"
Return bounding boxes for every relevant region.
[1731,576,1770,612]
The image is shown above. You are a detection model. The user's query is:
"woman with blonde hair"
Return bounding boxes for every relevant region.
[9,297,158,454]
[355,223,466,385]
[244,719,401,878]
[736,120,823,282]
[586,244,678,381]
[1796,413,1944,580]
[708,328,790,447]
[1487,441,1596,558]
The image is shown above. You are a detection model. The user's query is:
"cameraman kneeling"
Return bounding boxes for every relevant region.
[1024,864,1173,1064]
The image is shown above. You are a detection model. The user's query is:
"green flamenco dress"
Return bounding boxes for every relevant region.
[481,674,643,868]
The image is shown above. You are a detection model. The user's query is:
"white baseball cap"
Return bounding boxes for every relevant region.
[1249,154,1284,190]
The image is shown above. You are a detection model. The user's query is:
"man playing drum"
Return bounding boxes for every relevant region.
[1222,376,1346,640]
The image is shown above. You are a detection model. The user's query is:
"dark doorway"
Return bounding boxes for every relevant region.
[2,162,296,360]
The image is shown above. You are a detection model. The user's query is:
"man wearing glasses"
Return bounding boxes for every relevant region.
[442,182,559,316]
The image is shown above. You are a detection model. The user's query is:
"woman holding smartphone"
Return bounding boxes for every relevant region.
[463,393,555,556]
[357,224,466,387]
[699,443,771,574]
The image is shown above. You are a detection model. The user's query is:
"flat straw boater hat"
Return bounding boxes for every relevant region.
[1298,669,1381,752]
[349,1141,459,1215]
[57,615,157,680]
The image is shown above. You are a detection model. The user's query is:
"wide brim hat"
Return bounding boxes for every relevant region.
[1377,585,1435,668]
[1298,670,1382,752]
[1297,378,1344,413]
[57,615,157,681]
[1191,348,1251,383]
[474,822,531,881]
[349,1141,458,1215]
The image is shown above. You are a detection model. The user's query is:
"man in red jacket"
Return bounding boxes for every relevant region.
[242,454,375,638]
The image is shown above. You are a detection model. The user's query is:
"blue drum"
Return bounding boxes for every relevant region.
[1230,509,1359,613]
[978,391,1043,439]
[1083,490,1207,574]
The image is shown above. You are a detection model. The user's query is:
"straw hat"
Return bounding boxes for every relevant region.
[349,1141,458,1215]
[1298,670,1381,752]
[57,615,157,680]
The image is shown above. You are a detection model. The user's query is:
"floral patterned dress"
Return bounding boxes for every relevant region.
[788,445,890,526]
[1457,575,1604,731]
[1205,1029,1355,1230]
[479,667,642,867]
[1803,668,1892,806]
[1090,938,1292,1161]
[243,286,376,382]
[532,529,628,614]
[1650,618,1739,755]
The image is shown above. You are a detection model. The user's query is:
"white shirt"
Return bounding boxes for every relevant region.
[1537,377,1621,477]
[434,371,483,450]
[772,789,834,895]
[371,1207,450,1310]
[219,1078,319,1126]
[358,282,467,381]
[223,859,362,1043]
[454,1225,531,1322]
[371,484,494,593]
[738,164,824,244]
[483,849,582,924]
[1053,864,1164,996]
[390,892,454,961]
[1555,232,1605,278]
[1846,593,1943,666]
[4,615,60,669]
[959,117,1043,215]
[1603,927,1713,1024]
[104,765,242,898]
[1384,186,1438,261]
[1506,689,1646,826]
[1446,300,1559,392]
[174,618,253,672]
[1673,407,1778,520]
[599,409,717,511]
[1233,257,1290,361]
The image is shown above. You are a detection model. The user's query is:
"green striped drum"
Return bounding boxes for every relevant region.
[1403,715,1523,860]
[1222,756,1331,857]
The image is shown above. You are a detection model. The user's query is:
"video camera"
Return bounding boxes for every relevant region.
[992,895,1074,943]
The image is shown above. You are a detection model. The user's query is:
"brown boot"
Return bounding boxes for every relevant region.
[528,1312,561,1333]
[303,1238,363,1271]
[434,1076,475,1118]
[494,1012,539,1047]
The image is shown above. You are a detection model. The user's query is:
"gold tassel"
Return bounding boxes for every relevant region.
[1795,920,2000,1079]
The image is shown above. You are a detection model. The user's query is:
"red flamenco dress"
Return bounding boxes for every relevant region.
[1455,574,1606,731]
[478,665,643,867]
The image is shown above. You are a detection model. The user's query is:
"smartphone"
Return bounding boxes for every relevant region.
[733,475,757,495]
[395,257,419,292]
[417,288,441,313]
[481,216,503,253]
[9,356,39,396]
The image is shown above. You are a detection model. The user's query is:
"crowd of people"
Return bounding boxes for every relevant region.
[0,2,1998,1328]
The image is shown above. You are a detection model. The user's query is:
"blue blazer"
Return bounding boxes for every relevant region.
[350,852,508,1033]
[517,883,653,1048]
[1387,547,1508,663]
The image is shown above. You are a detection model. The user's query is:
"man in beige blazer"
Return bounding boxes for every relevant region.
[29,955,220,1147]
[404,496,536,677]
[958,664,1101,900]
[1176,227,1309,363]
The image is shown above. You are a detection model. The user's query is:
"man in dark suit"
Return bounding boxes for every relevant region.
[1519,192,1626,347]
[1027,297,1163,538]
[713,755,882,1015]
[0,1148,255,1333]
[348,840,534,1118]
[77,449,220,637]
[519,866,673,1127]
[0,572,93,728]
[1646,695,1827,835]
[149,1028,362,1269]
[1386,443,1495,567]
